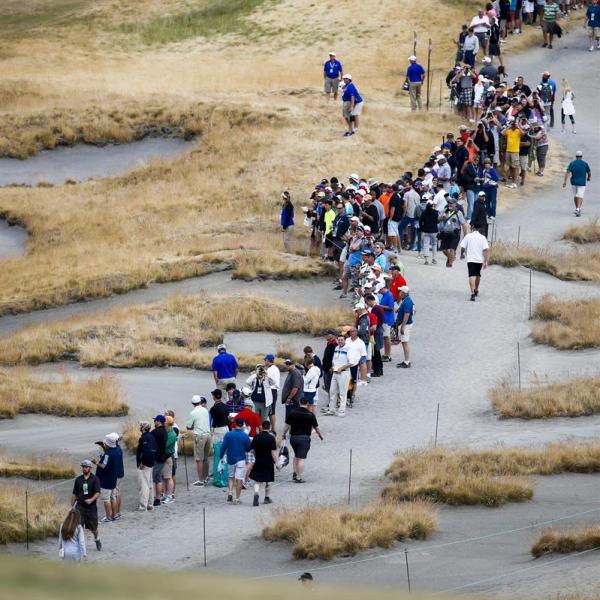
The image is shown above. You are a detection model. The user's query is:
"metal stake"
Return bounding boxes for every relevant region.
[529,269,532,319]
[347,448,353,505]
[517,342,522,392]
[426,39,432,111]
[517,225,521,248]
[203,507,207,567]
[25,490,30,551]
[434,403,440,447]
[405,548,412,593]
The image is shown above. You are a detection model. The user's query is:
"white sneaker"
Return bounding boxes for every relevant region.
[357,380,368,386]
[589,46,595,52]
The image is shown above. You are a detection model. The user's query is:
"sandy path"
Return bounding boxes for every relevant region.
[2,28,600,599]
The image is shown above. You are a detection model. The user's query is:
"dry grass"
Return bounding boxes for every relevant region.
[0,293,350,368]
[383,443,600,507]
[491,376,600,419]
[0,369,128,418]
[531,524,600,558]
[0,455,75,480]
[0,485,64,544]
[262,501,436,560]
[564,219,600,244]
[531,295,600,350]
[490,242,600,282]
[121,420,195,457]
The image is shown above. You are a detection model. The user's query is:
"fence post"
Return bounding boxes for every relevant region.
[413,31,417,55]
[347,448,353,505]
[203,507,207,567]
[404,548,412,593]
[426,39,432,111]
[434,403,440,447]
[517,342,522,392]
[516,225,521,248]
[25,490,30,551]
[182,436,190,491]
[529,269,532,318]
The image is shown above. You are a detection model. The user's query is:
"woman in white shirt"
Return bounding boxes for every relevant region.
[303,357,321,414]
[58,509,87,562]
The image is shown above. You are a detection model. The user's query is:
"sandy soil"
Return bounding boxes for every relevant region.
[1,26,600,600]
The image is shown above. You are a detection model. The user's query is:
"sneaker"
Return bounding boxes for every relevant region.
[590,46,595,52]
[232,498,241,505]
[548,43,552,48]
[382,355,392,362]
[542,42,548,47]
[253,494,260,507]
[357,380,368,386]
[343,131,352,137]
[113,513,122,520]
[137,506,146,512]
[572,130,576,134]
[227,494,233,503]
[396,361,411,368]
[333,284,342,290]
[576,209,581,217]
[339,293,347,298]
[100,516,113,524]
[474,289,479,297]
[337,413,346,418]
[153,499,161,507]
[470,293,476,301]
[322,410,336,416]
[264,497,272,504]
[432,259,438,265]
[424,259,429,265]
[192,480,204,487]
[162,496,174,504]
[147,506,153,511]
[95,538,102,551]
[293,472,297,481]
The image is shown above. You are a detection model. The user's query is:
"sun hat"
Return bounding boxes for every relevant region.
[106,432,120,444]
[103,435,117,448]
[575,150,583,157]
[408,55,417,61]
[81,459,94,468]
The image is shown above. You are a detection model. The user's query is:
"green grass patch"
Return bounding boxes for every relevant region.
[120,0,274,45]
[0,1,89,38]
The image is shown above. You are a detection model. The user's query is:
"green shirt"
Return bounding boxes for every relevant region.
[165,429,177,457]
[544,2,559,22]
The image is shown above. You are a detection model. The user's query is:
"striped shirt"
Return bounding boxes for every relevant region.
[543,2,559,21]
[332,346,350,369]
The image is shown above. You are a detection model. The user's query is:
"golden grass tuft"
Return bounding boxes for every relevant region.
[383,443,600,507]
[0,293,351,368]
[0,455,75,480]
[262,501,437,560]
[491,376,600,419]
[563,219,600,244]
[490,242,600,282]
[121,420,195,457]
[531,295,600,350]
[531,524,600,558]
[0,369,128,418]
[0,485,64,544]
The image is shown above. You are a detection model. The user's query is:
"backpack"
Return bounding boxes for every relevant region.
[357,313,370,345]
[538,82,552,105]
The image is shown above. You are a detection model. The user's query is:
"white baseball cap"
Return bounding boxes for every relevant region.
[343,73,352,80]
[329,51,336,56]
[408,55,417,61]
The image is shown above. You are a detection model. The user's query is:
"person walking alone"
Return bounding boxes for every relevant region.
[280,191,294,251]
[405,56,425,111]
[323,51,343,99]
[58,509,87,562]
[560,80,576,134]
[563,150,591,217]
[135,421,157,511]
[460,226,490,301]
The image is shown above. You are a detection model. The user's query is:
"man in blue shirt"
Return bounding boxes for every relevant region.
[220,418,251,504]
[586,1,600,52]
[378,282,396,362]
[406,55,426,111]
[395,286,414,369]
[323,51,343,100]
[92,435,120,523]
[563,150,592,217]
[211,343,239,389]
[341,74,364,137]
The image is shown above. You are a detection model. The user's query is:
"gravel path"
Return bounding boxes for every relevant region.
[2,29,600,599]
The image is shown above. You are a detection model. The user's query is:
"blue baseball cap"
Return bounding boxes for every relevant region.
[264,354,275,361]
[154,414,166,423]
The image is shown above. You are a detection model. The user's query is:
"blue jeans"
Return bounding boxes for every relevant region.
[466,189,476,220]
[464,50,475,67]
[484,187,497,218]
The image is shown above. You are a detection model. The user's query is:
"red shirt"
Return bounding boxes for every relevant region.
[390,274,408,301]
[232,407,262,437]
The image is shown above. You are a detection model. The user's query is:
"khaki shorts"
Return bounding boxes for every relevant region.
[400,324,413,343]
[519,154,529,171]
[382,323,391,337]
[342,101,352,120]
[507,152,520,169]
[588,26,600,37]
[229,460,247,481]
[194,433,212,461]
[351,101,364,116]
[572,185,586,198]
[324,77,340,93]
[162,456,173,480]
[100,488,117,503]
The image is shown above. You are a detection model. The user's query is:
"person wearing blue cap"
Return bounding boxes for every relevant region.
[151,415,167,507]
[264,354,280,434]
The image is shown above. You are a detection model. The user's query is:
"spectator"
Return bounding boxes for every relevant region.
[341,74,364,137]
[219,418,251,504]
[460,225,490,301]
[563,150,591,217]
[250,420,279,506]
[71,460,102,551]
[186,395,212,487]
[323,51,343,99]
[211,343,238,390]
[280,191,294,251]
[395,286,415,369]
[406,55,426,111]
[135,421,156,511]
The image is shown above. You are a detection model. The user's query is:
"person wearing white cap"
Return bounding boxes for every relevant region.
[72,460,102,550]
[479,56,498,80]
[341,74,363,136]
[436,154,452,192]
[186,395,212,486]
[563,150,591,217]
[323,51,343,100]
[212,343,238,390]
[395,286,414,369]
[405,56,425,111]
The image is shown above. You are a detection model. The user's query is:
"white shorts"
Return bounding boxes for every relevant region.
[400,324,413,342]
[351,102,364,116]
[100,488,117,503]
[229,460,247,481]
[572,186,586,198]
[382,323,391,337]
[387,220,400,236]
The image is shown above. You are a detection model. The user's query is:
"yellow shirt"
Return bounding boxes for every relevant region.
[505,128,521,153]
[324,208,336,235]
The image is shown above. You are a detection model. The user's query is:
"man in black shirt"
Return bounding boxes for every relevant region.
[72,459,102,550]
[320,330,337,406]
[512,76,532,98]
[250,420,279,506]
[360,194,380,235]
[387,185,404,252]
[210,388,231,441]
[151,415,167,507]
[283,397,324,483]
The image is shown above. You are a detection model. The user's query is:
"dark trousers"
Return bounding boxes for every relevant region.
[372,349,383,376]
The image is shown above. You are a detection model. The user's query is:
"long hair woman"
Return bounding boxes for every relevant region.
[280,191,294,252]
[58,508,87,562]
[560,79,576,134]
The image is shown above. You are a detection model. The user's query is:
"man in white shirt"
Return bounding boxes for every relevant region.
[345,326,368,388]
[470,9,491,53]
[459,226,490,301]
[433,183,448,214]
[263,354,280,433]
[435,155,452,191]
[323,335,352,418]
[186,395,212,486]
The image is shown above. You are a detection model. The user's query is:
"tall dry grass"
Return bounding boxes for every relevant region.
[0,294,351,368]
[0,369,128,418]
[121,420,195,456]
[0,485,64,544]
[383,443,600,507]
[262,501,436,560]
[491,376,600,419]
[0,455,74,480]
[564,219,600,244]
[531,295,600,350]
[531,524,600,558]
[490,242,600,282]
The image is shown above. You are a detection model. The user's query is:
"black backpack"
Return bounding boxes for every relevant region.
[357,313,370,345]
[538,82,552,104]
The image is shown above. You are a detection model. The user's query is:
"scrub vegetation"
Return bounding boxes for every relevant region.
[0,486,64,544]
[489,242,600,283]
[0,369,128,418]
[262,501,436,560]
[563,219,600,244]
[531,524,600,558]
[0,455,75,480]
[383,443,600,507]
[121,421,195,457]
[531,295,600,350]
[491,376,600,419]
[0,294,351,368]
